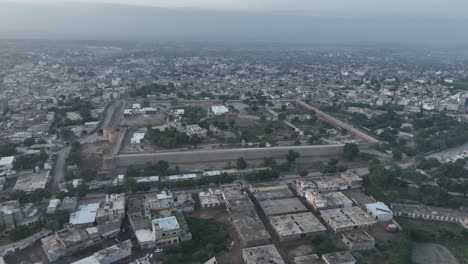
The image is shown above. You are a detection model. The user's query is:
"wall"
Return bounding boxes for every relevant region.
[106,143,376,169]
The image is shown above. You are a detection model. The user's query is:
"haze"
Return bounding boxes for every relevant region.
[1,0,468,45]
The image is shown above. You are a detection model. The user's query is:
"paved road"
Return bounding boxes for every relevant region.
[51,101,121,196]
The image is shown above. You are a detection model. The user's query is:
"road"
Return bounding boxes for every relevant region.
[51,100,123,197]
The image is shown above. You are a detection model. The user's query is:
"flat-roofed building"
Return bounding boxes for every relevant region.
[322,251,357,264]
[260,198,308,216]
[96,193,126,224]
[251,185,294,201]
[294,254,322,264]
[341,170,363,189]
[222,184,271,247]
[269,212,326,241]
[341,231,375,251]
[198,188,223,208]
[305,191,353,210]
[242,244,285,264]
[321,207,377,233]
[0,156,15,171]
[69,203,99,227]
[315,178,348,193]
[152,216,181,247]
[13,170,50,193]
[185,124,207,137]
[71,240,132,264]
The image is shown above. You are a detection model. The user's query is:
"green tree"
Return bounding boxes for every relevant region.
[236,157,248,170]
[392,148,403,161]
[343,143,360,160]
[299,170,309,177]
[286,150,300,163]
[23,138,35,147]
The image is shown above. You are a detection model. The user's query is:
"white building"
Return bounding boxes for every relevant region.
[198,189,223,208]
[365,202,393,222]
[152,216,181,247]
[0,156,15,171]
[72,240,132,264]
[47,199,61,214]
[131,132,145,144]
[69,203,100,227]
[211,105,229,116]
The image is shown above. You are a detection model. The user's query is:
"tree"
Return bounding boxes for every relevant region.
[392,148,403,161]
[286,150,300,163]
[263,157,276,167]
[236,157,247,170]
[23,138,35,147]
[343,143,360,160]
[278,113,287,121]
[299,170,309,177]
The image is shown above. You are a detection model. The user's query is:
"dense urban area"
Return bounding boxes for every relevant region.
[0,40,467,264]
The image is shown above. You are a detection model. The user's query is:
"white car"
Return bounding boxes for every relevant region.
[155,248,163,253]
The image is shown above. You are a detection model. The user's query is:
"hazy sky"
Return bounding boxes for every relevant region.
[0,0,467,44]
[3,0,468,17]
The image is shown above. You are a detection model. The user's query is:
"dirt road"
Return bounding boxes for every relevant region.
[412,243,459,264]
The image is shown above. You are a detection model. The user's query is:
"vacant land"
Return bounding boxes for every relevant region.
[412,243,459,264]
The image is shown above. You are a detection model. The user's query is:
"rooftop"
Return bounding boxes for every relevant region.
[322,251,357,264]
[321,207,376,230]
[243,244,285,264]
[252,188,295,201]
[260,198,308,216]
[294,254,323,264]
[152,216,180,231]
[13,170,50,193]
[269,212,327,237]
[342,231,375,243]
[69,203,99,226]
[0,156,15,166]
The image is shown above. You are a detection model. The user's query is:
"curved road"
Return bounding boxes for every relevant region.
[51,100,124,197]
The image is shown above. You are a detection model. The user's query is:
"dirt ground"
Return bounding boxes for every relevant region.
[81,142,112,172]
[412,243,460,264]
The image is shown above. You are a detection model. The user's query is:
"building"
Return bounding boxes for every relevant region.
[152,216,181,247]
[341,231,375,251]
[322,251,357,264]
[198,188,223,208]
[242,244,285,264]
[294,254,322,264]
[269,213,326,241]
[185,124,207,137]
[305,191,353,210]
[72,240,132,264]
[314,178,348,192]
[211,105,229,116]
[250,185,295,201]
[69,203,99,227]
[204,257,218,264]
[222,184,271,247]
[259,198,308,216]
[13,170,50,193]
[59,197,78,212]
[321,207,377,232]
[96,194,126,224]
[0,200,42,230]
[47,199,61,214]
[365,202,393,222]
[340,170,363,189]
[42,220,121,262]
[174,192,195,213]
[131,132,145,144]
[0,156,15,171]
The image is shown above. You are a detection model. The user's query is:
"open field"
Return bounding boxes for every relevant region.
[412,243,459,264]
[396,218,468,264]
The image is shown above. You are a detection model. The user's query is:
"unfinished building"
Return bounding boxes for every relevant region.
[320,207,377,232]
[259,198,308,216]
[242,244,285,264]
[269,212,326,241]
[222,184,271,247]
[341,231,375,251]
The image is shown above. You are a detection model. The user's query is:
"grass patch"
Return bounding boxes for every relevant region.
[396,218,468,263]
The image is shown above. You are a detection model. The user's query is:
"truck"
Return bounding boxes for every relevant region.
[386,224,399,232]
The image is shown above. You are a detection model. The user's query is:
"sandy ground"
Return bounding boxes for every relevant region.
[412,243,460,264]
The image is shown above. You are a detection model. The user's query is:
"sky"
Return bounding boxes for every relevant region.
[3,0,468,17]
[0,0,467,44]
